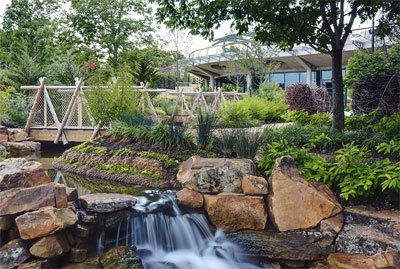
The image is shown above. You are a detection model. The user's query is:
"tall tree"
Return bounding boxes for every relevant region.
[69,0,155,69]
[154,0,398,130]
[2,0,62,64]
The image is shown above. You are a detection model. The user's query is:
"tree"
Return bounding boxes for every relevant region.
[69,0,155,69]
[2,0,62,65]
[154,0,399,130]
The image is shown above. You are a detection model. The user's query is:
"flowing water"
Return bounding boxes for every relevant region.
[9,147,260,269]
[98,191,259,269]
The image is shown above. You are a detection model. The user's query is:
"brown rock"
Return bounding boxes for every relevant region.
[62,256,100,269]
[267,156,342,232]
[55,184,68,208]
[24,137,36,142]
[67,248,87,263]
[20,141,41,152]
[0,126,8,142]
[66,187,78,202]
[0,184,55,216]
[15,207,78,240]
[8,129,28,142]
[81,215,98,224]
[29,233,71,258]
[177,156,256,193]
[176,188,203,208]
[204,193,267,232]
[327,251,400,269]
[242,175,268,195]
[73,224,89,238]
[0,239,30,268]
[79,193,136,213]
[2,142,31,152]
[0,158,50,191]
[320,213,344,238]
[67,201,77,213]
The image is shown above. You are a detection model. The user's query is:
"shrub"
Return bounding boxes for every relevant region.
[233,129,263,159]
[196,108,218,149]
[257,81,285,101]
[3,91,34,127]
[0,89,10,124]
[219,100,259,128]
[215,129,237,155]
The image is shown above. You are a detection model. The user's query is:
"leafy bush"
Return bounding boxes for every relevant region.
[196,108,218,149]
[343,46,400,89]
[0,89,10,124]
[258,140,400,201]
[219,97,287,127]
[3,91,34,127]
[282,110,332,127]
[257,81,285,101]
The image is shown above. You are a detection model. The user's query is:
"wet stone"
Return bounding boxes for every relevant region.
[0,239,31,268]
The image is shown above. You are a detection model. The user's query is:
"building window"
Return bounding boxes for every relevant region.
[284,72,300,88]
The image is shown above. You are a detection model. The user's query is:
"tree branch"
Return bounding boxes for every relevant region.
[338,0,345,31]
[329,0,340,38]
[319,2,335,40]
[341,0,360,47]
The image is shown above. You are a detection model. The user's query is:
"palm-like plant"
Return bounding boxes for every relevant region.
[132,58,160,85]
[49,51,80,85]
[2,48,45,88]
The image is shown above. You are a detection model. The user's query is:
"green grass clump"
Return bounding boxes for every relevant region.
[94,163,163,181]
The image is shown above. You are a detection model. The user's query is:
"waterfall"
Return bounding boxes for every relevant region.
[98,191,259,269]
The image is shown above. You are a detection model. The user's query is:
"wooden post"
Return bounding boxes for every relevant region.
[171,88,183,118]
[54,78,84,144]
[44,97,48,127]
[43,88,68,144]
[78,96,83,128]
[25,77,46,133]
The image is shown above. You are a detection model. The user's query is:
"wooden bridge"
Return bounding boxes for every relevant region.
[22,77,247,144]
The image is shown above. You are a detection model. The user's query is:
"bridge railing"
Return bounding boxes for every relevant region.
[22,77,248,144]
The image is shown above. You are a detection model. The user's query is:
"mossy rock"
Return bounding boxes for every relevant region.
[101,246,143,269]
[62,256,101,269]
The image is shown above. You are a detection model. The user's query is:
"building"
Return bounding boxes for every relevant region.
[185,28,382,90]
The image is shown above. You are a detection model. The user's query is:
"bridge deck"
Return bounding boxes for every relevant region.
[29,127,108,143]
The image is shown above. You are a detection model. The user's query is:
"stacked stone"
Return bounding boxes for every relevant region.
[0,126,41,154]
[176,156,400,268]
[0,158,85,268]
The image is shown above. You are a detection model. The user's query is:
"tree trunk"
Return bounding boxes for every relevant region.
[331,49,345,130]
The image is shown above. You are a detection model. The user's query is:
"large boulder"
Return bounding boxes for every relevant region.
[0,239,30,268]
[79,193,137,213]
[0,158,50,191]
[227,230,334,261]
[177,156,256,193]
[15,207,78,240]
[0,126,8,142]
[327,251,400,269]
[101,246,143,269]
[0,184,56,216]
[176,188,203,208]
[7,128,28,142]
[204,193,267,232]
[29,233,71,258]
[267,156,342,232]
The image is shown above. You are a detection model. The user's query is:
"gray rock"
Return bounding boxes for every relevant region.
[0,144,6,152]
[2,142,31,152]
[177,156,256,193]
[335,224,400,256]
[227,230,335,261]
[79,193,136,213]
[0,239,31,268]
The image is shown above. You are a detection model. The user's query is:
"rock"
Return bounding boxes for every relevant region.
[227,230,335,261]
[0,158,50,191]
[55,184,68,208]
[7,128,28,142]
[73,224,89,238]
[0,126,8,142]
[177,156,256,193]
[3,142,31,152]
[79,193,137,213]
[0,143,6,152]
[327,251,400,269]
[320,213,344,239]
[335,224,400,256]
[20,141,41,152]
[66,187,78,202]
[344,206,400,240]
[0,215,13,231]
[176,188,203,208]
[242,175,269,195]
[204,193,267,232]
[62,256,100,269]
[18,259,54,269]
[0,184,55,216]
[29,233,71,258]
[67,248,87,263]
[0,239,31,268]
[101,246,143,269]
[16,207,78,240]
[80,215,98,224]
[267,156,342,232]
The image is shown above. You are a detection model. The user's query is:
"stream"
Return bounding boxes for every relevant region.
[10,146,260,269]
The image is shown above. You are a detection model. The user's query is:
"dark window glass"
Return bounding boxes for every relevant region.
[285,72,299,88]
[299,72,307,83]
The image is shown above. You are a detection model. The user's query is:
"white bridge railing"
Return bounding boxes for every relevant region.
[22,77,247,144]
